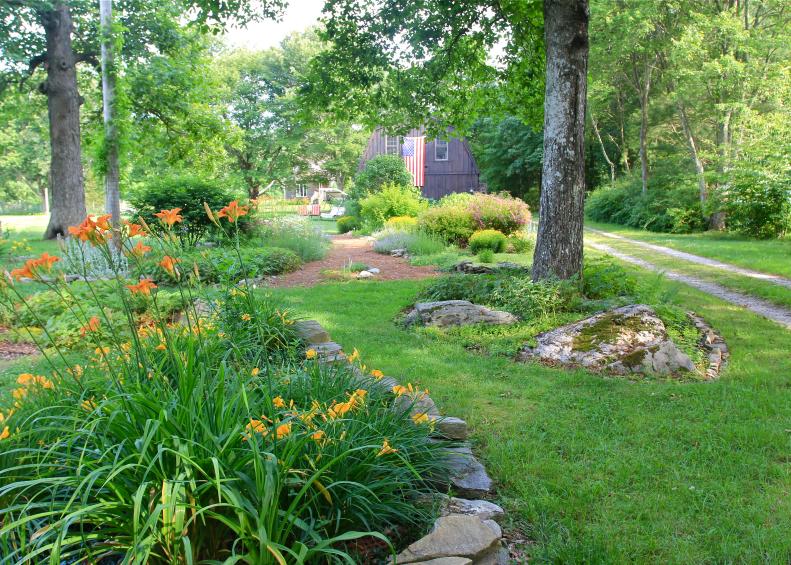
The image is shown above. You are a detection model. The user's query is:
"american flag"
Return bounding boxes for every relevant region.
[402,136,426,187]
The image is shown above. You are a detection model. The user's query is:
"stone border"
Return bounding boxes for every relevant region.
[687,312,729,380]
[294,319,508,564]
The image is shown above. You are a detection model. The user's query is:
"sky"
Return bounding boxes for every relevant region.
[223,0,325,51]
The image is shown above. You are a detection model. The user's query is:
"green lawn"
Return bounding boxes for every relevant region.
[586,220,791,279]
[271,276,791,564]
[585,230,791,310]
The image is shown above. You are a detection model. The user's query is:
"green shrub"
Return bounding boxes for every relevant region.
[351,155,413,201]
[418,205,476,245]
[585,177,705,233]
[582,258,637,299]
[130,175,237,246]
[182,246,302,283]
[385,216,419,231]
[257,216,328,261]
[469,229,507,253]
[468,193,531,235]
[506,232,534,253]
[477,249,495,263]
[717,165,791,239]
[359,183,428,229]
[336,215,360,233]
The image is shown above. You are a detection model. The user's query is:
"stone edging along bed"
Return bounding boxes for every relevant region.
[294,319,509,565]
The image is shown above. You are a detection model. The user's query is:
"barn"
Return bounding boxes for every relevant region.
[359,127,483,200]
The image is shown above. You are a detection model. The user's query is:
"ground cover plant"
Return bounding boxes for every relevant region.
[256,215,330,262]
[270,275,791,563]
[0,205,448,563]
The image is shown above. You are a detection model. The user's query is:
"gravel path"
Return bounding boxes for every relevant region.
[270,234,437,287]
[587,241,791,330]
[587,227,791,290]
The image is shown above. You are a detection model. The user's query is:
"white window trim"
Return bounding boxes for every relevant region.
[295,185,309,198]
[385,135,400,155]
[434,138,449,161]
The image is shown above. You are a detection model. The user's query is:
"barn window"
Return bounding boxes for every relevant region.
[385,135,400,155]
[435,139,449,161]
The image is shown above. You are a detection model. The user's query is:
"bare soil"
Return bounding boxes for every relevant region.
[270,234,438,288]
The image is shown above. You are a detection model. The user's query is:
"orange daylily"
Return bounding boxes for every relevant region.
[126,278,158,295]
[154,208,183,226]
[217,200,249,223]
[159,255,181,277]
[127,241,152,258]
[94,214,113,231]
[370,369,384,379]
[35,252,60,271]
[80,316,101,336]
[68,216,112,244]
[9,261,35,281]
[0,426,9,441]
[272,396,286,409]
[10,252,60,281]
[123,221,147,237]
[305,348,317,360]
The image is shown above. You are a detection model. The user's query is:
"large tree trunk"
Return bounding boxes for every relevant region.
[100,0,121,227]
[532,0,589,282]
[41,3,87,239]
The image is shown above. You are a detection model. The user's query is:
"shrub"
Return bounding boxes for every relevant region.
[717,165,791,239]
[359,183,428,229]
[506,232,535,254]
[257,216,328,261]
[336,215,360,234]
[477,249,495,263]
[373,229,446,256]
[130,175,237,246]
[468,193,531,235]
[468,229,507,253]
[582,257,637,299]
[351,155,413,201]
[418,205,476,245]
[182,246,302,283]
[385,216,419,231]
[585,177,706,233]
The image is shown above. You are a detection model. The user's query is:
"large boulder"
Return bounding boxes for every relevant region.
[404,301,517,328]
[517,304,696,376]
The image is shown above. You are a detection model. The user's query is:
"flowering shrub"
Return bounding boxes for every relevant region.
[468,229,507,253]
[359,183,428,229]
[385,215,419,231]
[336,215,360,234]
[467,193,531,235]
[0,205,447,563]
[418,204,476,245]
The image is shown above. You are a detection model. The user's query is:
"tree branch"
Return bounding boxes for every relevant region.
[75,52,100,71]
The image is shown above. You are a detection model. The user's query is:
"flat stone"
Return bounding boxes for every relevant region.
[395,393,441,418]
[404,300,517,328]
[394,515,500,563]
[473,546,509,565]
[432,416,469,440]
[294,320,331,344]
[357,270,374,279]
[482,520,501,538]
[446,498,504,521]
[368,267,381,274]
[313,342,343,356]
[445,447,493,497]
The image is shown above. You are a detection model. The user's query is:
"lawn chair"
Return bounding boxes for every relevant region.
[320,206,346,220]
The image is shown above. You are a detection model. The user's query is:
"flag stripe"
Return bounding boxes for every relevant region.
[402,136,426,187]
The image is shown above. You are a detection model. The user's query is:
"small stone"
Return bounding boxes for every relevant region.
[446,498,504,521]
[368,267,381,274]
[473,546,509,565]
[393,515,500,563]
[432,416,469,440]
[357,270,374,279]
[314,342,343,356]
[294,320,331,344]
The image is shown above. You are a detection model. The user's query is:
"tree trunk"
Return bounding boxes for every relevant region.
[676,101,707,208]
[709,109,732,231]
[100,0,121,227]
[41,3,86,239]
[532,0,589,282]
[589,108,615,183]
[39,182,50,214]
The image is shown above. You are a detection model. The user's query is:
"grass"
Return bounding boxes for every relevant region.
[586,220,791,279]
[585,230,791,310]
[309,217,340,235]
[271,276,791,564]
[1,215,59,267]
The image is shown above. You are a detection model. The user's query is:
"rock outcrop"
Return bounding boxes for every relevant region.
[517,304,696,376]
[404,301,517,328]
